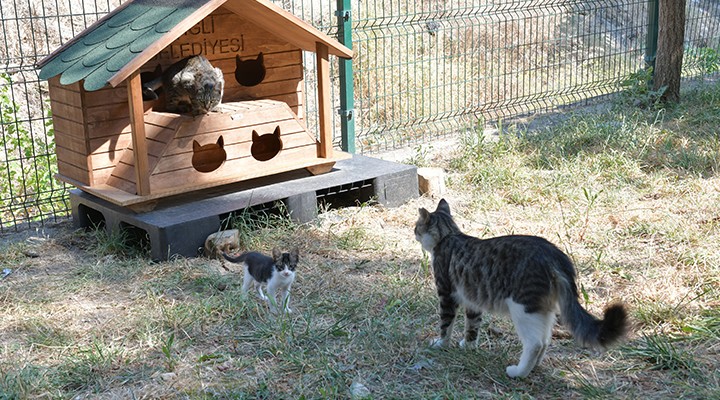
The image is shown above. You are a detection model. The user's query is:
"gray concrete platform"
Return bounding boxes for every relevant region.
[70,155,418,260]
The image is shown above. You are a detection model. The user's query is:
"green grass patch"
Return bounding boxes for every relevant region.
[2,82,720,398]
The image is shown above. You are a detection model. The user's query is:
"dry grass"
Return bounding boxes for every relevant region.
[1,82,720,398]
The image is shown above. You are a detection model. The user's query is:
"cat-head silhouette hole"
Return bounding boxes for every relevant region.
[235,53,266,87]
[251,126,283,162]
[192,136,227,173]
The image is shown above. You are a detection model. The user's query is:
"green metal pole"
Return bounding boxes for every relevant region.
[337,0,355,153]
[645,0,659,76]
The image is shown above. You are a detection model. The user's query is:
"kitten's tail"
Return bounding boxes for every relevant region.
[221,251,248,263]
[557,268,628,350]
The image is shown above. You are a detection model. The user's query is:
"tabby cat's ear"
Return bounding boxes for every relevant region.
[272,248,281,259]
[436,199,451,215]
[418,207,430,222]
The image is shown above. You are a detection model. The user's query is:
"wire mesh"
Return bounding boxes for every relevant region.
[1,0,720,233]
[352,0,653,153]
[0,0,123,233]
[683,0,720,77]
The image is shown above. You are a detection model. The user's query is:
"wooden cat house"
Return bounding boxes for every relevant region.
[37,0,353,207]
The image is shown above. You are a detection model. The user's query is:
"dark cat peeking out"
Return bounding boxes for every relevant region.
[235,52,266,87]
[415,199,628,378]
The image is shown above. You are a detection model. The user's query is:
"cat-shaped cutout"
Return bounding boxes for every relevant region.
[192,136,227,173]
[251,126,282,162]
[142,55,224,115]
[234,53,266,87]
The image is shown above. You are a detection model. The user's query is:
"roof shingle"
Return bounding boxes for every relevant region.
[39,0,204,91]
[38,0,353,91]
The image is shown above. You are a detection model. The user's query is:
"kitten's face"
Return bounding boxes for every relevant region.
[272,248,299,279]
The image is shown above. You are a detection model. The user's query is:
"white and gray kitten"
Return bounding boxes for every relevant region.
[222,248,298,314]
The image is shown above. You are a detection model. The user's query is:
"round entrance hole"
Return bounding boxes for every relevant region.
[250,126,283,162]
[234,52,266,87]
[192,136,227,173]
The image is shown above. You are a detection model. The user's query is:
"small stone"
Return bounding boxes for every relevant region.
[349,380,371,399]
[417,167,446,196]
[159,372,177,381]
[204,229,240,258]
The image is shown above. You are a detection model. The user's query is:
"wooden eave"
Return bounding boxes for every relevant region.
[37,0,353,91]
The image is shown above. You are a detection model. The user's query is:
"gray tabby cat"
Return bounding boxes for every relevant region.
[415,199,627,378]
[142,55,224,115]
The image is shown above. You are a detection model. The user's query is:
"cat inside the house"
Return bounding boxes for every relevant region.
[222,248,299,314]
[415,199,628,378]
[141,55,224,115]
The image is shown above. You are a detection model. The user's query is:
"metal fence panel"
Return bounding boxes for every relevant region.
[353,0,652,152]
[1,0,123,232]
[1,0,720,233]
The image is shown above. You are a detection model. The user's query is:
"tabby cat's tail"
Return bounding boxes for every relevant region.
[221,252,248,263]
[557,266,628,349]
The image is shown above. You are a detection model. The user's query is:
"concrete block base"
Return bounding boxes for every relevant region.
[70,155,418,260]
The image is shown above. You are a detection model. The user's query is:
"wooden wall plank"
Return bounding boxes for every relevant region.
[57,160,90,185]
[84,103,132,124]
[50,100,84,124]
[55,133,89,155]
[163,121,312,157]
[48,85,84,107]
[82,84,128,107]
[223,79,302,103]
[91,166,115,187]
[153,133,315,175]
[49,76,80,92]
[220,0,352,58]
[148,144,318,192]
[55,147,90,171]
[52,115,88,143]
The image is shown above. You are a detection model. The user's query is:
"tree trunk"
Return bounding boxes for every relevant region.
[653,0,686,103]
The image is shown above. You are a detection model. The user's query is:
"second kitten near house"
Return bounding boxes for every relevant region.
[222,248,299,314]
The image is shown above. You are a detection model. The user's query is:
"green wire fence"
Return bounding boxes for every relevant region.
[1,0,719,233]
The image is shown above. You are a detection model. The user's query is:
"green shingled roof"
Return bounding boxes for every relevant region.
[38,0,206,91]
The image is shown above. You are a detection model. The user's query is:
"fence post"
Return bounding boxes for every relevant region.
[336,0,355,153]
[645,0,659,75]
